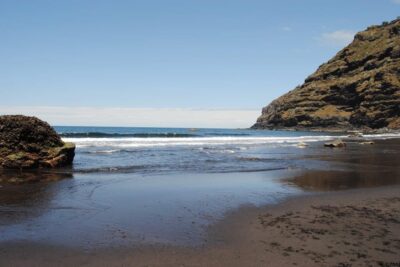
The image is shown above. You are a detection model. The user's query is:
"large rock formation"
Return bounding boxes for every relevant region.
[252,18,400,132]
[0,115,75,169]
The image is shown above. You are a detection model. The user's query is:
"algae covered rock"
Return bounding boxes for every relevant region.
[324,139,347,148]
[0,115,75,169]
[253,18,400,132]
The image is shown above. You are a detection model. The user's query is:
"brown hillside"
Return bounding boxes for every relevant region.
[253,19,400,132]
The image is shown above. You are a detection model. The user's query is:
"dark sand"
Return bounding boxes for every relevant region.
[1,185,399,267]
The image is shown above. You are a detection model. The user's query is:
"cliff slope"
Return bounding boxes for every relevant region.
[252,19,400,131]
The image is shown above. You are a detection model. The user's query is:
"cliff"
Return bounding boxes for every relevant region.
[252,18,400,132]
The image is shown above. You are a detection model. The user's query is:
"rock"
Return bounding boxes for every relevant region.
[324,140,346,148]
[41,142,76,168]
[0,115,75,170]
[360,141,375,145]
[252,18,400,132]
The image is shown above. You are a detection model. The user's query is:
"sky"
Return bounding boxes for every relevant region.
[0,0,399,128]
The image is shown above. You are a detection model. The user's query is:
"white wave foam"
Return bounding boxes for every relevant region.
[63,133,400,149]
[362,133,400,139]
[62,135,338,148]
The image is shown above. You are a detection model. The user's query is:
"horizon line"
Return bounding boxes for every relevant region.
[0,106,262,129]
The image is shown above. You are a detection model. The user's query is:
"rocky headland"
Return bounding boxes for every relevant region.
[0,115,75,170]
[252,18,400,132]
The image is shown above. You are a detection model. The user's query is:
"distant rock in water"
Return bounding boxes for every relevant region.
[0,115,75,170]
[324,139,346,148]
[252,18,400,132]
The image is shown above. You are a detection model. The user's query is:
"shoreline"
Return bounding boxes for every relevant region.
[1,185,399,266]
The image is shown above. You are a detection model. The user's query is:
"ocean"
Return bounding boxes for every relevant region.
[57,126,399,175]
[1,126,399,248]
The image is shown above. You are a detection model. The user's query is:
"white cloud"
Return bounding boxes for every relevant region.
[0,106,260,129]
[319,30,356,47]
[282,26,292,32]
[392,0,400,4]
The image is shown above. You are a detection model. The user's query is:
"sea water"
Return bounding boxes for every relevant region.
[57,126,399,175]
[0,127,399,248]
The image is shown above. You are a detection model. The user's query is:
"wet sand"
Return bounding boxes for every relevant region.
[1,185,399,267]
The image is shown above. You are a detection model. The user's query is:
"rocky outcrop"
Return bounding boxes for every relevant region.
[324,140,346,148]
[252,19,400,132]
[0,115,75,169]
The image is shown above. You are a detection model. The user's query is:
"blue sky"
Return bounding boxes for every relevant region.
[0,0,399,127]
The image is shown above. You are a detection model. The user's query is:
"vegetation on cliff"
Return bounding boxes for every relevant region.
[253,18,400,131]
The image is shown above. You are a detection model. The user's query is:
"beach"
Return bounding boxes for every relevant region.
[2,3,399,266]
[1,185,399,267]
[0,128,399,266]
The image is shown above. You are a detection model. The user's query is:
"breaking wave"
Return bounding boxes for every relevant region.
[63,135,344,148]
